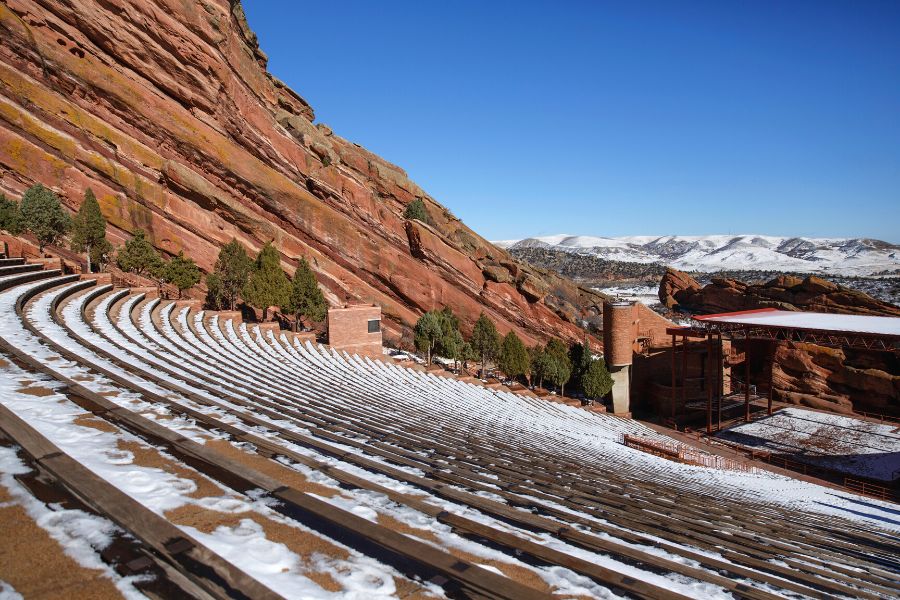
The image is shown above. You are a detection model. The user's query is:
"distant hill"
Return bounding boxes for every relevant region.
[495,234,900,277]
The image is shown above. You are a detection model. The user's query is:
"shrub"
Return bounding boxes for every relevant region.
[158,251,201,298]
[116,229,162,276]
[19,183,71,251]
[0,193,20,234]
[403,198,429,223]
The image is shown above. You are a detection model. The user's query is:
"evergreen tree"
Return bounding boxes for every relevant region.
[209,239,252,311]
[544,338,573,397]
[0,193,20,234]
[444,327,465,372]
[158,251,201,298]
[19,183,71,252]
[90,238,114,272]
[285,257,327,331]
[116,229,162,276]
[435,308,461,356]
[461,341,476,374]
[529,345,551,388]
[471,312,501,379]
[582,356,614,401]
[414,310,443,365]
[568,339,593,392]
[499,331,530,383]
[243,242,290,321]
[205,271,224,310]
[70,188,108,272]
[403,198,429,223]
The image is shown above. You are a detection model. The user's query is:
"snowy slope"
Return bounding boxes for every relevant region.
[494,234,900,276]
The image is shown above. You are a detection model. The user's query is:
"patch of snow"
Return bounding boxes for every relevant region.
[719,408,900,481]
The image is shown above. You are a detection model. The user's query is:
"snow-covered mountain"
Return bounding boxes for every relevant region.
[493,234,900,276]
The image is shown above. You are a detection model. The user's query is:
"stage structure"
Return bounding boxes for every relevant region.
[666,308,900,434]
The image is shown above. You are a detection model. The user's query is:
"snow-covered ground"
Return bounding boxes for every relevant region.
[718,408,900,481]
[595,285,661,307]
[495,234,900,276]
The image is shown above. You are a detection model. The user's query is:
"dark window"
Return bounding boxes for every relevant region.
[367,319,381,333]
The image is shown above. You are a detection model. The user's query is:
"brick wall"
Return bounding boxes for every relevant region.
[327,305,383,356]
[603,301,635,367]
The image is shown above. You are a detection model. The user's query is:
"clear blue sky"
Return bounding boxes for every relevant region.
[244,1,900,243]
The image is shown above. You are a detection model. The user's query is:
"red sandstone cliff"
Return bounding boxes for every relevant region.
[0,0,604,345]
[659,268,900,416]
[659,268,900,316]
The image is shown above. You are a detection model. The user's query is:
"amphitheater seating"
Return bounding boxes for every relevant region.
[0,271,898,599]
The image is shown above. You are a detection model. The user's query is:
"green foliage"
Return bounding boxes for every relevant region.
[499,331,530,382]
[529,345,552,388]
[116,229,162,276]
[205,272,224,310]
[208,239,252,311]
[414,308,467,367]
[19,183,71,251]
[544,338,573,395]
[403,198,429,223]
[285,257,327,329]
[158,251,201,298]
[90,238,114,272]
[70,188,109,272]
[0,193,20,234]
[582,356,614,400]
[414,311,443,364]
[243,242,290,320]
[568,340,593,392]
[443,327,465,367]
[471,312,501,378]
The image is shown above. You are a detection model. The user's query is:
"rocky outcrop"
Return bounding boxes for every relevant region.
[773,342,899,416]
[659,268,900,416]
[659,268,900,316]
[0,0,603,344]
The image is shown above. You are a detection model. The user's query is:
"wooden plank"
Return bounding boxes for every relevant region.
[0,403,281,600]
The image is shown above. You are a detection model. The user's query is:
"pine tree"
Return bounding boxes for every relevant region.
[499,331,530,383]
[208,239,252,311]
[70,188,108,272]
[205,272,224,310]
[19,183,71,252]
[158,251,201,298]
[444,327,465,372]
[285,257,327,331]
[403,198,429,223]
[414,311,443,365]
[116,229,162,276]
[544,338,573,397]
[529,345,550,388]
[568,339,593,392]
[0,193,20,234]
[243,242,290,321]
[461,341,476,374]
[471,312,501,379]
[582,356,614,401]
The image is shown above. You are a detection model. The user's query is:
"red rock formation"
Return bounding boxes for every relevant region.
[0,0,603,344]
[658,268,900,416]
[659,268,900,316]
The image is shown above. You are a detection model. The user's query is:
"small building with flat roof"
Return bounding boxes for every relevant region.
[327,304,383,356]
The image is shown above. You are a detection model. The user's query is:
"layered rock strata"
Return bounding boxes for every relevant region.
[659,268,899,416]
[0,0,603,344]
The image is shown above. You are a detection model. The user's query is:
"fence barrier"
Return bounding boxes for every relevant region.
[622,434,759,473]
